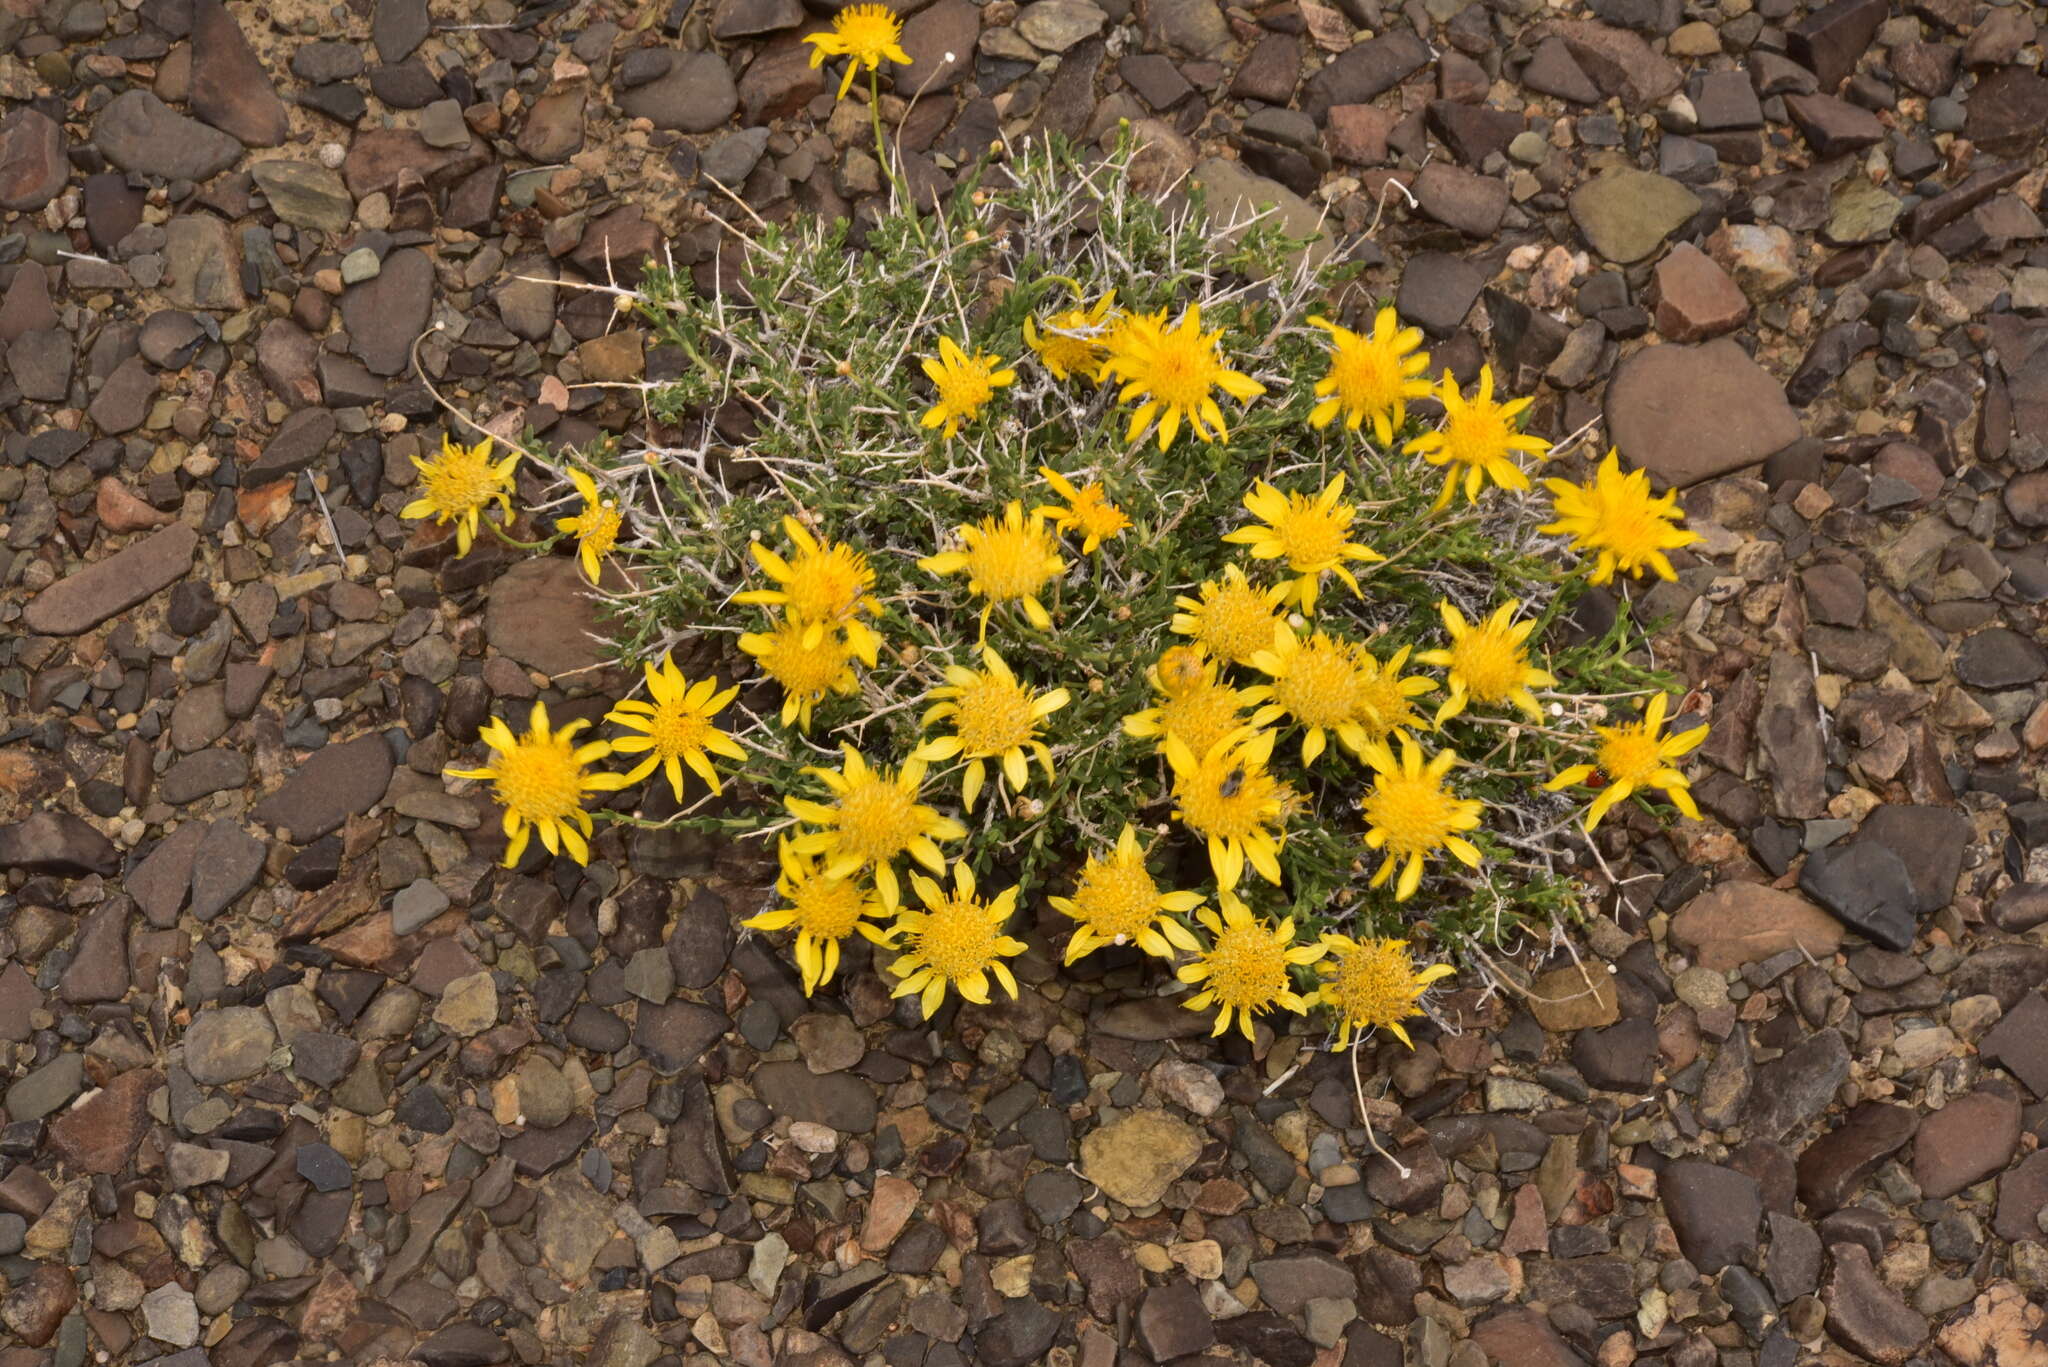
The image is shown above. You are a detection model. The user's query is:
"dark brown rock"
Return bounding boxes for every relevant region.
[1605,338,1804,486]
[0,108,66,212]
[1794,1102,1918,1213]
[1824,1243,1927,1364]
[48,1068,159,1174]
[1787,0,1885,91]
[189,0,289,146]
[22,522,199,636]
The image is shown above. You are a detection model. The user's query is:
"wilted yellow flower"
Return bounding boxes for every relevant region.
[1222,474,1384,614]
[1316,936,1453,1049]
[802,2,912,99]
[1358,736,1484,902]
[1023,291,1118,382]
[920,336,1015,439]
[1416,598,1555,724]
[885,860,1027,1018]
[1176,890,1325,1041]
[1167,725,1287,888]
[1544,692,1705,829]
[742,839,891,995]
[1102,304,1267,450]
[402,434,519,555]
[784,746,966,911]
[557,467,621,583]
[448,701,629,867]
[734,516,884,661]
[1050,824,1204,963]
[1172,567,1282,666]
[604,653,745,800]
[914,645,1070,811]
[1123,645,1252,764]
[1035,467,1131,554]
[1245,622,1378,766]
[1539,450,1700,585]
[919,501,1067,637]
[1404,365,1548,511]
[1307,308,1433,446]
[738,613,866,732]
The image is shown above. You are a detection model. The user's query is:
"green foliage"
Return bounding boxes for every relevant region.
[593,133,1678,988]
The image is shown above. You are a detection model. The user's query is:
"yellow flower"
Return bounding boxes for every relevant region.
[1358,736,1484,901]
[604,653,746,801]
[1544,692,1706,829]
[1102,303,1267,450]
[1539,450,1700,586]
[1316,935,1453,1049]
[784,746,966,911]
[802,1,912,99]
[1035,467,1131,554]
[555,467,621,583]
[1123,645,1252,763]
[1245,622,1377,766]
[401,434,519,555]
[1166,725,1287,888]
[1353,643,1436,745]
[1023,291,1118,382]
[1222,474,1385,614]
[1049,824,1204,964]
[1307,308,1433,446]
[920,336,1015,440]
[1177,890,1325,1041]
[448,701,630,867]
[886,860,1028,1019]
[1171,565,1289,666]
[913,645,1071,811]
[742,839,891,995]
[1403,365,1549,511]
[1415,598,1556,724]
[738,613,867,732]
[734,516,884,659]
[918,501,1067,637]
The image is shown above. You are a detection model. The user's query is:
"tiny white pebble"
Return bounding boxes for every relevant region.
[944,50,956,62]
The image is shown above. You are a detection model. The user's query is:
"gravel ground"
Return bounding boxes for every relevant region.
[2,0,2048,1364]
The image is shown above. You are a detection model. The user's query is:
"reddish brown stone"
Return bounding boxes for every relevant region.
[1325,103,1396,166]
[48,1069,160,1175]
[1652,242,1751,342]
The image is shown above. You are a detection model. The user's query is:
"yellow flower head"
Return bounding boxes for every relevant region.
[1245,622,1377,766]
[784,746,966,911]
[914,645,1071,811]
[1102,304,1267,450]
[1123,645,1252,764]
[605,653,745,801]
[1403,365,1549,511]
[918,501,1067,638]
[1050,824,1204,964]
[734,516,884,660]
[557,467,622,583]
[448,701,630,867]
[1177,890,1326,1041]
[1307,308,1433,446]
[1544,692,1706,830]
[738,613,866,732]
[1359,736,1484,901]
[1166,725,1287,889]
[742,839,891,995]
[802,2,913,99]
[1353,643,1436,745]
[402,434,520,555]
[1172,564,1289,666]
[1023,291,1118,382]
[920,336,1015,440]
[1316,935,1453,1050]
[1539,450,1701,586]
[1415,598,1556,724]
[1222,474,1385,614]
[886,860,1028,1019]
[1035,466,1131,555]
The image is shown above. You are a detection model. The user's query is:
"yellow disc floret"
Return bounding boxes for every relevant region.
[802,2,913,98]
[1167,725,1287,888]
[738,613,864,732]
[1539,450,1701,586]
[448,701,630,867]
[1415,598,1556,724]
[1223,474,1385,614]
[915,645,1070,811]
[1024,291,1119,382]
[742,839,891,994]
[557,467,621,583]
[605,652,746,800]
[1316,935,1453,1049]
[1123,646,1252,764]
[1101,304,1268,450]
[1050,824,1204,963]
[734,516,883,661]
[1177,890,1326,1040]
[885,861,1028,1018]
[1358,736,1484,901]
[1172,565,1289,665]
[1544,692,1706,830]
[1404,364,1549,511]
[1246,622,1377,765]
[1035,466,1131,554]
[919,501,1067,637]
[1307,307,1433,446]
[401,434,520,555]
[920,336,1015,440]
